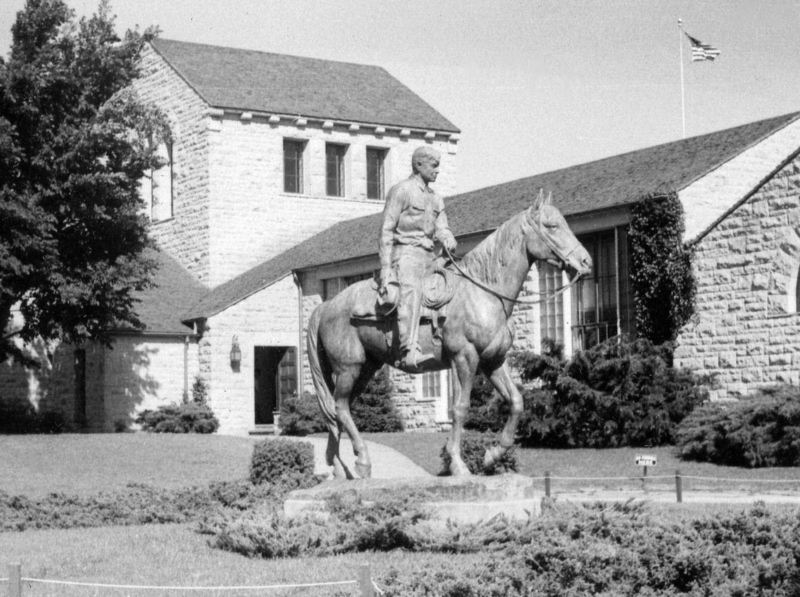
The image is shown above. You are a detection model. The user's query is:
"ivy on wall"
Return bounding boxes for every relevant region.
[628,191,696,346]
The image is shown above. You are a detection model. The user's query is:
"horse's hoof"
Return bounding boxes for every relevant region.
[355,461,372,479]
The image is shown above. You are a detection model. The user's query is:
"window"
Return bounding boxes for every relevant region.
[421,370,441,400]
[366,147,387,199]
[571,227,634,350]
[140,141,173,221]
[539,263,565,347]
[326,143,347,196]
[283,139,305,193]
[322,272,374,300]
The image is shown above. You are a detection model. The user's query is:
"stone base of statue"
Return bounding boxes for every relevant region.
[283,473,541,524]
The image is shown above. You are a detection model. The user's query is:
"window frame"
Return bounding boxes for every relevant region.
[283,139,306,194]
[366,147,387,200]
[325,143,348,197]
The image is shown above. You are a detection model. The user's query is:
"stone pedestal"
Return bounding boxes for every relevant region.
[284,473,541,523]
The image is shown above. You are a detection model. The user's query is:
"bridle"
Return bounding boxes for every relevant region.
[443,209,584,306]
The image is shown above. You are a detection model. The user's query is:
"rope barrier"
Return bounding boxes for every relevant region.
[530,474,800,483]
[20,577,358,591]
[680,475,800,484]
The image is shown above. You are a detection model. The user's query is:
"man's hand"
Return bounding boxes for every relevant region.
[443,236,457,253]
[379,268,393,294]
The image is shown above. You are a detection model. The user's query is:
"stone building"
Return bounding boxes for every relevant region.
[202,109,800,429]
[3,37,799,434]
[1,39,460,433]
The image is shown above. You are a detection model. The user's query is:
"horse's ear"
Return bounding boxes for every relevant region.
[546,192,553,206]
[532,189,545,211]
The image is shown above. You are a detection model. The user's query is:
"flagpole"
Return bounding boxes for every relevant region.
[678,18,686,138]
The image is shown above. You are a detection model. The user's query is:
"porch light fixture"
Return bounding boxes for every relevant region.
[230,336,242,370]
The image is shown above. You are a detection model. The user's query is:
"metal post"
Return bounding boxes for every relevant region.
[359,563,374,597]
[9,563,21,597]
[675,469,683,503]
[544,471,551,498]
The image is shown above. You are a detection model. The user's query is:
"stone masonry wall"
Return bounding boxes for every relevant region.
[206,274,300,435]
[133,44,211,284]
[103,335,198,432]
[207,116,458,287]
[675,157,800,398]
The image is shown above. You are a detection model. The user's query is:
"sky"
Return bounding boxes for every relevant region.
[2,0,800,195]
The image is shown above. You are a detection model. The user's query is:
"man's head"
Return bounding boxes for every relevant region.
[411,146,441,184]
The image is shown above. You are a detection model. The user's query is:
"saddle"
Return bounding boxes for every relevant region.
[350,266,456,324]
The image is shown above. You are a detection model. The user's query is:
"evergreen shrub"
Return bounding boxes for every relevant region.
[249,438,315,487]
[135,402,219,433]
[351,368,403,432]
[676,385,800,467]
[508,337,707,448]
[0,401,66,434]
[279,392,327,436]
[439,431,518,475]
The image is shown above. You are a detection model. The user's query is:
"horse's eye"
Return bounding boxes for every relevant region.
[544,222,558,229]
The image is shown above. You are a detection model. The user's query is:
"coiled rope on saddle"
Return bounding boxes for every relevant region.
[422,266,456,310]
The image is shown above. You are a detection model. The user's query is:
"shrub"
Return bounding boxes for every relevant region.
[439,431,518,475]
[135,402,219,433]
[351,368,403,432]
[0,400,66,434]
[191,376,209,405]
[464,373,504,432]
[509,337,708,448]
[279,392,327,436]
[250,438,315,487]
[676,385,800,467]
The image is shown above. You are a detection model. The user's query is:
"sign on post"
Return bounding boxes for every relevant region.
[635,455,657,467]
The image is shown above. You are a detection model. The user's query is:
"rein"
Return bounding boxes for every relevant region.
[443,245,581,306]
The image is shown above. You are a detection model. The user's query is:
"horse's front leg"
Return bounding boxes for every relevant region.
[447,349,478,476]
[483,361,524,470]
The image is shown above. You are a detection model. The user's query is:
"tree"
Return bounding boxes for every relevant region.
[0,0,169,365]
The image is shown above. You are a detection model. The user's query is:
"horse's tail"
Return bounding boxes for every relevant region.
[306,304,337,428]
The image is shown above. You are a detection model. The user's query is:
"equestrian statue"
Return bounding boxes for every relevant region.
[306,147,593,478]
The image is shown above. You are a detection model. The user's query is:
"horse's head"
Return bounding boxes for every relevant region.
[525,190,592,277]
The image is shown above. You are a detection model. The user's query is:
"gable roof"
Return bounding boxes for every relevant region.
[121,249,205,335]
[183,110,800,320]
[149,38,459,133]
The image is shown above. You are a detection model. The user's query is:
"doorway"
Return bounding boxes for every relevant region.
[74,349,86,428]
[253,346,297,425]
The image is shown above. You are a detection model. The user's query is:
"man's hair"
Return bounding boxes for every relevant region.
[411,146,440,173]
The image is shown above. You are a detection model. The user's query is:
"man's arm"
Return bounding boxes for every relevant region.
[434,197,457,252]
[378,185,404,284]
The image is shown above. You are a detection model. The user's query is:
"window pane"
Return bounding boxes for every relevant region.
[284,140,304,193]
[366,147,386,199]
[326,144,346,196]
[422,371,441,399]
[538,263,564,348]
[151,142,173,221]
[573,230,621,348]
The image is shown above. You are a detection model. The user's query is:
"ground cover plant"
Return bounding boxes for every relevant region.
[439,431,518,475]
[677,385,800,467]
[0,437,317,531]
[204,495,800,596]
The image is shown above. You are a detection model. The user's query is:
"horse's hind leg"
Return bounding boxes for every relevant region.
[333,362,376,478]
[483,361,524,470]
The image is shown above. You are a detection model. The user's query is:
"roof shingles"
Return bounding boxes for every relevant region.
[150,38,459,133]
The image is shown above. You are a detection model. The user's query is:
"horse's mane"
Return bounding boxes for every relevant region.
[460,210,533,286]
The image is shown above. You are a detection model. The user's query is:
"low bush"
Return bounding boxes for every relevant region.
[676,385,800,467]
[0,475,318,532]
[250,438,315,487]
[279,392,327,436]
[135,402,219,433]
[351,368,403,432]
[439,431,518,475]
[205,494,800,596]
[506,337,708,448]
[0,400,67,434]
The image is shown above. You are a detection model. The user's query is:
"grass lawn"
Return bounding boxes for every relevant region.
[0,523,485,596]
[0,434,258,497]
[364,431,800,495]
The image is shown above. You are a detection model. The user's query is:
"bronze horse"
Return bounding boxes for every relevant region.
[306,191,592,478]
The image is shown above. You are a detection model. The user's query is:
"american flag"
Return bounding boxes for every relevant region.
[685,32,721,61]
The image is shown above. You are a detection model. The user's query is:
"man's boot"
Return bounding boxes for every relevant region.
[397,300,434,369]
